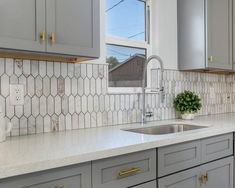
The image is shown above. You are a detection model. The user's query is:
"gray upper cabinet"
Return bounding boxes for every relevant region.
[178,0,233,71]
[0,0,100,59]
[46,0,100,58]
[233,1,235,69]
[0,0,46,52]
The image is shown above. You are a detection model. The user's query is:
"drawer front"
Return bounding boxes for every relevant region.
[158,140,201,177]
[27,175,83,188]
[0,163,91,188]
[92,149,156,188]
[130,181,157,188]
[201,133,233,163]
[158,164,201,188]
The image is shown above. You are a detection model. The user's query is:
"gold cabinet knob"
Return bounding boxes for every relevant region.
[198,175,204,185]
[203,173,208,183]
[50,32,56,44]
[39,32,46,43]
[208,56,214,62]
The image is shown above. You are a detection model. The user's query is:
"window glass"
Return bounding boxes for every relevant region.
[107,44,146,87]
[106,0,146,41]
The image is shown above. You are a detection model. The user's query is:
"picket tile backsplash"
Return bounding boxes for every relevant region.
[0,58,234,137]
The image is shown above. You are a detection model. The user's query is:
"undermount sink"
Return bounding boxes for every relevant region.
[124,123,208,135]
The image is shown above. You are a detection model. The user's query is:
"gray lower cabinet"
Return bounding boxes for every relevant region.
[130,181,157,188]
[158,140,201,177]
[178,0,233,71]
[92,149,156,188]
[158,156,233,188]
[0,0,45,52]
[0,163,91,188]
[158,133,233,177]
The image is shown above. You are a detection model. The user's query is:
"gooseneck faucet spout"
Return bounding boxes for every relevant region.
[141,55,164,124]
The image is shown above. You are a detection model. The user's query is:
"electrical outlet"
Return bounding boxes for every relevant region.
[10,84,24,106]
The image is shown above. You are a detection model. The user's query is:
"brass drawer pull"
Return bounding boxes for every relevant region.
[55,186,65,188]
[50,32,56,44]
[39,32,45,42]
[118,167,141,177]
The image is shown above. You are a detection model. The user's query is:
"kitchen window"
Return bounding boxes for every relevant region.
[105,0,151,93]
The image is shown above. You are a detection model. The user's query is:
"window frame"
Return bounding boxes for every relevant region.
[105,0,153,94]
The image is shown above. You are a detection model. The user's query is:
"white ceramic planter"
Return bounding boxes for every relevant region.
[181,113,195,120]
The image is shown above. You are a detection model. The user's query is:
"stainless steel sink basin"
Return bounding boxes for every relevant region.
[124,123,208,135]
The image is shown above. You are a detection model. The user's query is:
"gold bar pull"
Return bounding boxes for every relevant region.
[55,186,65,188]
[39,32,45,43]
[118,167,141,178]
[50,32,56,44]
[208,56,214,62]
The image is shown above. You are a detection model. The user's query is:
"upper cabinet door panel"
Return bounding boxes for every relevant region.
[206,0,232,70]
[46,0,100,57]
[0,0,46,52]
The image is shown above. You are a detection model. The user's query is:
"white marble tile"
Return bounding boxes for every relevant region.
[31,61,39,77]
[66,114,72,130]
[32,96,39,117]
[43,76,51,97]
[44,115,51,133]
[0,58,5,76]
[5,59,14,76]
[50,76,58,96]
[47,96,54,116]
[1,75,10,97]
[55,96,62,115]
[68,96,75,114]
[39,96,47,117]
[47,62,54,78]
[36,115,44,134]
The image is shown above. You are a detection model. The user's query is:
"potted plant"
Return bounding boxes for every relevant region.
[173,90,202,120]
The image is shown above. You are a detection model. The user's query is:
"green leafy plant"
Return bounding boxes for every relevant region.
[173,90,202,114]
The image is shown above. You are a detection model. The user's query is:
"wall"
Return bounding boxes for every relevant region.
[0,58,234,137]
[152,0,178,70]
[1,1,234,136]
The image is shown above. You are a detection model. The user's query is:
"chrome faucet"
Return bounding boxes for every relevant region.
[141,55,164,124]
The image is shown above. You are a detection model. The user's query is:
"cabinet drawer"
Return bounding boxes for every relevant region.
[92,149,156,188]
[158,141,201,177]
[130,181,157,188]
[201,133,233,163]
[0,163,91,188]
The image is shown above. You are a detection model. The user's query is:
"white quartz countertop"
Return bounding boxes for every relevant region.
[1,113,235,179]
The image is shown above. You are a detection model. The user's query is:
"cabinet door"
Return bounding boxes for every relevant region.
[206,0,232,70]
[0,163,91,188]
[158,166,201,188]
[0,0,46,52]
[131,181,156,188]
[46,0,100,57]
[202,156,233,188]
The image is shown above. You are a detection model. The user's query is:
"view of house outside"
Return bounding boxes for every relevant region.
[105,0,147,87]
